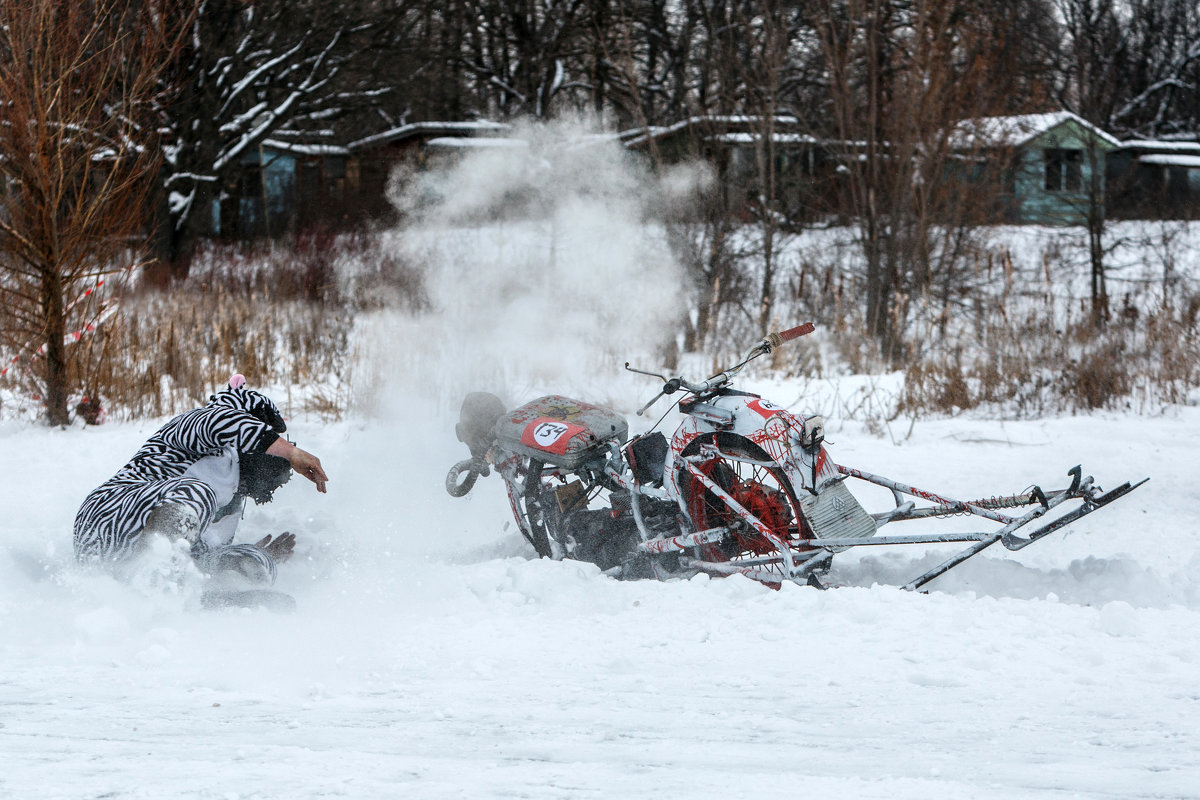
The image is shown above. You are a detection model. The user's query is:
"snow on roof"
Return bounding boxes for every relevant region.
[349,121,510,150]
[1138,153,1200,168]
[951,111,1120,149]
[563,132,628,150]
[270,128,337,139]
[713,132,822,145]
[1118,139,1200,154]
[623,115,802,147]
[424,137,529,149]
[261,139,350,157]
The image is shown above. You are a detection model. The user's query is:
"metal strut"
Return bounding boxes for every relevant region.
[900,472,1149,591]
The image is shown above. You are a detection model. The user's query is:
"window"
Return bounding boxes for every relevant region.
[1044,148,1082,192]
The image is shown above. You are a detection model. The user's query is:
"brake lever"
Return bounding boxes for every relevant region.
[624,362,668,381]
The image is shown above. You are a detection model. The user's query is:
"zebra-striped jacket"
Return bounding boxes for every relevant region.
[74,384,285,562]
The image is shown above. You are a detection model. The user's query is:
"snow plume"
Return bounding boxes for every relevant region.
[360,117,708,416]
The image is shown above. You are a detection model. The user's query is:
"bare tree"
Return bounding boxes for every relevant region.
[611,0,705,127]
[816,0,1054,361]
[1057,0,1200,139]
[1050,0,1169,327]
[454,0,593,119]
[719,2,815,334]
[0,0,187,425]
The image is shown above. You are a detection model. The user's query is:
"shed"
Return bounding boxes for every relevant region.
[950,111,1120,225]
[1106,139,1200,219]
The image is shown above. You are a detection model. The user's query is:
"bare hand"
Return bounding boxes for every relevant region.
[254,532,297,562]
[288,447,328,493]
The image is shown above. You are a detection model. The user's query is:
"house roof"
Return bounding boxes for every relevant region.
[424,136,529,149]
[623,115,803,148]
[712,132,822,145]
[1139,153,1200,168]
[1116,139,1200,154]
[951,111,1120,149]
[349,121,510,150]
[261,140,350,157]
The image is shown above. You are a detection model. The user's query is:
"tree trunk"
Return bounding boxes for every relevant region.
[1089,220,1108,328]
[40,269,69,426]
[759,225,775,334]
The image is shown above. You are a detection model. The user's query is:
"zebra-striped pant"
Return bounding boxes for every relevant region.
[73,475,276,583]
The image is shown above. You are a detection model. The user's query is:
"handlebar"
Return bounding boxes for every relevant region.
[626,322,816,415]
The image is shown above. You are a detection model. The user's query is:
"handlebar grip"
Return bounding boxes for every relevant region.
[778,322,815,342]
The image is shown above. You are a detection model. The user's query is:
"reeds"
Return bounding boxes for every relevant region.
[73,233,426,422]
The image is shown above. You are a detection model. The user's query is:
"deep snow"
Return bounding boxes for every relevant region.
[1,387,1198,800]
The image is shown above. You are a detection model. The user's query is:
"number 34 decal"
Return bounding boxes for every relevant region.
[534,421,569,445]
[746,398,783,418]
[521,418,584,455]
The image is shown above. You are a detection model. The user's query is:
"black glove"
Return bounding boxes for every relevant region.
[254,532,297,562]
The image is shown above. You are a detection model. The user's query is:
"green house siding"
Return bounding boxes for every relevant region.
[1005,121,1111,225]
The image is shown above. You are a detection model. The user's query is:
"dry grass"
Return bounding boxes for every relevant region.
[50,234,426,422]
[6,224,1198,425]
[892,302,1200,417]
[766,236,1200,421]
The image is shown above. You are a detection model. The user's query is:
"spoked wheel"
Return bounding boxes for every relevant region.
[680,433,814,582]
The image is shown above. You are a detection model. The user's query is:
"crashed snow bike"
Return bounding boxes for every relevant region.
[445,323,1146,590]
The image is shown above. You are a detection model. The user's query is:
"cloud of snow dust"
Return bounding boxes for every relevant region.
[359,117,711,417]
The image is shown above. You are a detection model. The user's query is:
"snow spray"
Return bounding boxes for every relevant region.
[361,116,710,415]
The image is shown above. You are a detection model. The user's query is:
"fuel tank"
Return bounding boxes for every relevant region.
[494,395,629,469]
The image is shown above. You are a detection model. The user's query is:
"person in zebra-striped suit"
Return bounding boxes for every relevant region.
[73,375,329,583]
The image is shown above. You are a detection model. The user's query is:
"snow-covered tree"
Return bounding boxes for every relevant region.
[157,0,395,269]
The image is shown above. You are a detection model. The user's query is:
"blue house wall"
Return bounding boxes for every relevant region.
[1005,122,1111,225]
[240,148,296,235]
[210,145,298,237]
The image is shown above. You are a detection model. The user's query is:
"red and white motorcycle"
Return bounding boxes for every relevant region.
[446,324,1144,590]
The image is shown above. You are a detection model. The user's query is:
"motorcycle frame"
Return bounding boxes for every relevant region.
[613,391,1143,589]
[453,323,1145,591]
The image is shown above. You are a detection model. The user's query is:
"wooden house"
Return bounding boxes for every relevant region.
[949,111,1120,225]
[212,137,356,238]
[213,121,514,236]
[347,121,512,222]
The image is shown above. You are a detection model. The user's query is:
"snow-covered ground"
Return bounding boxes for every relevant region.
[4,123,1200,799]
[2,386,1197,799]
